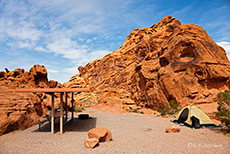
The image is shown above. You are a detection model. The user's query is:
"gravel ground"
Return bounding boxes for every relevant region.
[0,108,229,154]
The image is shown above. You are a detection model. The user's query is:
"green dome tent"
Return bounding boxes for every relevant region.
[173,105,216,128]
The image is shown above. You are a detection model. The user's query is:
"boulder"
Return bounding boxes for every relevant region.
[48,80,62,88]
[0,71,5,78]
[165,126,181,133]
[6,68,25,79]
[28,64,48,87]
[84,138,99,148]
[88,128,112,142]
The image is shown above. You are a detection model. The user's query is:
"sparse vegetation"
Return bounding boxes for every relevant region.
[129,108,144,114]
[130,108,139,113]
[43,95,47,99]
[74,106,85,112]
[73,100,76,106]
[157,100,180,116]
[81,100,95,106]
[215,90,230,133]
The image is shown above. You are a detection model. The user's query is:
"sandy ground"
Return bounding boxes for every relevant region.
[0,108,229,154]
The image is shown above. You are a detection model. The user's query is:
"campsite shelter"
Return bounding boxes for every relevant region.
[15,88,90,134]
[173,105,216,128]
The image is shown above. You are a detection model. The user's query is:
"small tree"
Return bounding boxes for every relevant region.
[215,90,230,132]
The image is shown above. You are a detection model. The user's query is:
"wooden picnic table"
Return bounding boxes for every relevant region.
[14,88,90,134]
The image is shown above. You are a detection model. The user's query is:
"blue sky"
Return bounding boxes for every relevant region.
[0,0,229,83]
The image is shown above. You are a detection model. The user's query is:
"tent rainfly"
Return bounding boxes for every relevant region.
[173,105,216,128]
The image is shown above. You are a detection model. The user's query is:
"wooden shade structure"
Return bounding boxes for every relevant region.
[14,88,90,93]
[14,88,90,134]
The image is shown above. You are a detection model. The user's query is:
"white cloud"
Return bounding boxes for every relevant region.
[48,69,59,73]
[63,67,79,73]
[217,41,230,60]
[43,37,110,70]
[0,18,43,41]
[62,50,110,78]
[17,41,32,48]
[34,46,48,52]
[45,38,88,58]
[7,40,34,49]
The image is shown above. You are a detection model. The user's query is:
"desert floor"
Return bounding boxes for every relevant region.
[0,108,229,154]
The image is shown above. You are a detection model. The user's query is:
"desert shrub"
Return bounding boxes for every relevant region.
[81,100,96,106]
[43,95,47,99]
[130,109,139,113]
[215,90,230,133]
[74,106,85,112]
[73,100,76,106]
[157,100,180,116]
[129,108,144,114]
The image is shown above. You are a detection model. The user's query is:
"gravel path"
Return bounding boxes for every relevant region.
[0,108,229,154]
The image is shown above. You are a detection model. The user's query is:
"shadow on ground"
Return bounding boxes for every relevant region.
[32,117,97,133]
[209,127,230,135]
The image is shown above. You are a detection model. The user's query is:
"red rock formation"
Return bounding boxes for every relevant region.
[165,126,181,133]
[0,87,42,135]
[66,15,230,109]
[0,64,61,135]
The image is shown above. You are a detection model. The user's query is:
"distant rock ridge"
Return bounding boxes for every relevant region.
[0,64,62,88]
[65,15,230,109]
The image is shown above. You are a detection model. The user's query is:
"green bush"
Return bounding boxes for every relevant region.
[215,90,230,133]
[130,109,139,113]
[43,95,47,99]
[157,100,180,116]
[129,108,144,114]
[74,106,85,112]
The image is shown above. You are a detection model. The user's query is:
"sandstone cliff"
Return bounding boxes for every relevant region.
[0,64,61,135]
[65,15,230,109]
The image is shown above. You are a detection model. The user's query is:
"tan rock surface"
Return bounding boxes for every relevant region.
[165,126,181,133]
[84,138,99,148]
[66,15,230,110]
[0,87,42,135]
[88,128,112,142]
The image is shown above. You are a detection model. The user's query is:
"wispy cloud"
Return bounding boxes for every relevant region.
[47,69,58,73]
[217,42,230,60]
